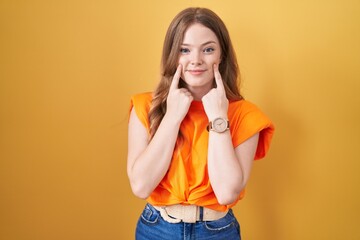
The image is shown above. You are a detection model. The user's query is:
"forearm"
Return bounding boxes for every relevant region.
[128,114,181,199]
[207,131,244,205]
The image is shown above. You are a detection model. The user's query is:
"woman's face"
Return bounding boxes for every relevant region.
[178,23,222,95]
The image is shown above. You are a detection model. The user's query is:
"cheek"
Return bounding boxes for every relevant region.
[212,55,222,65]
[181,72,185,80]
[178,57,186,79]
[206,56,221,68]
[178,56,186,66]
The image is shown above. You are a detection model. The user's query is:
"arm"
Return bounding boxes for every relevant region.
[207,132,259,205]
[127,65,193,199]
[127,108,181,199]
[202,64,259,205]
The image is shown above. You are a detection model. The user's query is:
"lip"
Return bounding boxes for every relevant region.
[186,69,207,75]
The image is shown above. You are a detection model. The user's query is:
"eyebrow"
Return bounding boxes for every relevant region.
[181,41,217,46]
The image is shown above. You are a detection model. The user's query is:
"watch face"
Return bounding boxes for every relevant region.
[213,118,228,132]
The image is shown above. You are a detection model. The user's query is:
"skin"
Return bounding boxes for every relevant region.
[127,23,259,205]
[178,23,222,100]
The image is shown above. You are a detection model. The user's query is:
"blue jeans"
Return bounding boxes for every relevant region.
[135,204,241,240]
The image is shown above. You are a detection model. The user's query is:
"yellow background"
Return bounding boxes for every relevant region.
[1,0,359,239]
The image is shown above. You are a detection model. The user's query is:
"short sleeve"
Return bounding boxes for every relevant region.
[230,100,275,160]
[129,92,152,131]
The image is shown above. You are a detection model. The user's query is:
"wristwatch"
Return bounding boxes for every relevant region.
[207,117,230,133]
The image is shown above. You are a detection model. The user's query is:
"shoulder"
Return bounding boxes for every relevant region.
[131,92,153,105]
[130,92,153,112]
[229,99,263,116]
[229,99,272,126]
[229,99,275,159]
[129,92,153,129]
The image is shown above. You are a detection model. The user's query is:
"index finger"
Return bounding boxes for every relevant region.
[169,64,182,91]
[213,64,225,92]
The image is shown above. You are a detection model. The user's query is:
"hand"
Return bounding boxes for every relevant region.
[202,64,229,120]
[166,64,193,122]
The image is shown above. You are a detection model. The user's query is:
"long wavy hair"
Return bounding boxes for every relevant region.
[149,7,243,140]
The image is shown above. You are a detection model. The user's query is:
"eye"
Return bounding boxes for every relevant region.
[180,48,190,54]
[203,47,215,53]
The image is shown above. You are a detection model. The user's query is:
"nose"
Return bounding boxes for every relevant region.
[190,51,203,65]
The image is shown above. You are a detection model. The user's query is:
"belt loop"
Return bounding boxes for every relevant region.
[199,206,204,221]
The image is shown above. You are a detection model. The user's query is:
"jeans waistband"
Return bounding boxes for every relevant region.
[152,204,228,223]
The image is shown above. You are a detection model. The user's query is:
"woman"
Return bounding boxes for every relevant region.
[127,7,274,240]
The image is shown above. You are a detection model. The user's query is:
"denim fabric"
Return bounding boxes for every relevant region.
[135,204,241,240]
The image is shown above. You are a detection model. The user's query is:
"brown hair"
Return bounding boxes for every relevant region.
[149,7,243,139]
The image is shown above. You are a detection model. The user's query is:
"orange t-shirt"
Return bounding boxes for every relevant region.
[130,92,275,211]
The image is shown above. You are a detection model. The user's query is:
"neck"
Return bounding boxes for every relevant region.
[186,82,214,101]
[188,87,211,101]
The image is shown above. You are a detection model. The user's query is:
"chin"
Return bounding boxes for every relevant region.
[183,77,213,86]
[184,81,213,91]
